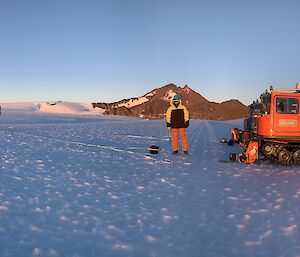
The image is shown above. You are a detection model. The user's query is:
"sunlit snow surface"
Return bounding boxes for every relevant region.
[1,110,300,257]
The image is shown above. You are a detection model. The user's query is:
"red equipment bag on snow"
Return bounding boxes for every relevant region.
[229,141,259,164]
[244,141,259,164]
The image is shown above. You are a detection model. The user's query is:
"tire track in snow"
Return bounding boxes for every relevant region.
[188,121,220,166]
[3,129,170,165]
[204,121,226,160]
[188,121,205,154]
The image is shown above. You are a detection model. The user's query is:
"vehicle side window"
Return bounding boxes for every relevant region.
[276,98,299,114]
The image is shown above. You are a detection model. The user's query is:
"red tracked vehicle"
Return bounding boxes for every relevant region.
[236,83,300,164]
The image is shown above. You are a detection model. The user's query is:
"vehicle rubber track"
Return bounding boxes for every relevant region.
[261,142,300,165]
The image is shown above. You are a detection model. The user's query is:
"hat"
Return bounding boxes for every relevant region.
[172,95,180,102]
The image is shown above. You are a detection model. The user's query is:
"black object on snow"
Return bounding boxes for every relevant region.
[149,145,159,154]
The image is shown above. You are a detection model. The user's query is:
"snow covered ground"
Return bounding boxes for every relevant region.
[0,108,300,257]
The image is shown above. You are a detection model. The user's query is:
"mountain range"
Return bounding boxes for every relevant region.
[92,83,248,120]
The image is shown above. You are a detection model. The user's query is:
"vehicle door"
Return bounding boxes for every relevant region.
[273,96,300,133]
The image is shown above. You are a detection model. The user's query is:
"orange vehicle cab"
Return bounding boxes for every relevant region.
[251,83,300,164]
[257,91,300,141]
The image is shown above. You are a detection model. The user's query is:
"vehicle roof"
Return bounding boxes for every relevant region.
[271,90,300,97]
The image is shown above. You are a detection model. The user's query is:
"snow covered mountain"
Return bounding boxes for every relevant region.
[2,102,106,115]
[92,83,248,120]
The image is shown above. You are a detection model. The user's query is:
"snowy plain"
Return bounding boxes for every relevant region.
[1,104,300,257]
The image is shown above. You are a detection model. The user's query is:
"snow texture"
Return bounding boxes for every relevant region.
[2,102,105,115]
[116,97,150,109]
[0,109,300,257]
[162,90,177,101]
[39,102,105,115]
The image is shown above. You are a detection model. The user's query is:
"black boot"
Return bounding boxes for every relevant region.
[173,150,179,154]
[184,150,189,155]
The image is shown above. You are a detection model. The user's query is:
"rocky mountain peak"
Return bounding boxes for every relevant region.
[183,85,191,93]
[92,83,248,120]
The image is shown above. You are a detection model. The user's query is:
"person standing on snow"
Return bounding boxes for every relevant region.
[166,95,189,154]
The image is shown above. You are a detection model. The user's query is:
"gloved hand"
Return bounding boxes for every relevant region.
[167,127,171,132]
[185,120,189,128]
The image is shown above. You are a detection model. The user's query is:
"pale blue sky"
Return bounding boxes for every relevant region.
[0,0,299,104]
